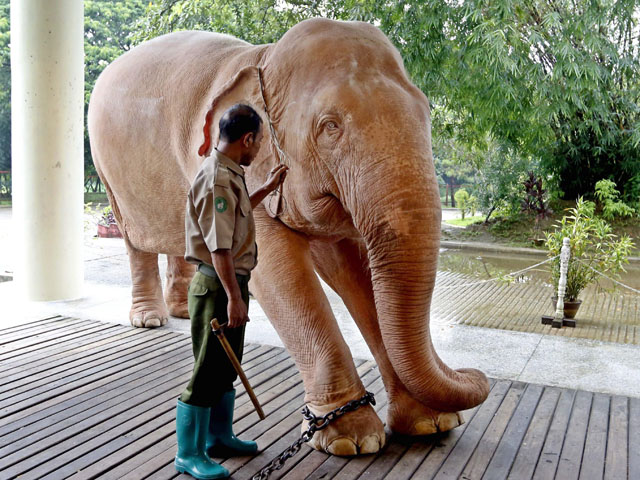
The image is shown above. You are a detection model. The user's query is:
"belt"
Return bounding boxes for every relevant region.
[197,263,218,278]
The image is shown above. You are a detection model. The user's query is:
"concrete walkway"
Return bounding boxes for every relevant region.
[1,205,640,399]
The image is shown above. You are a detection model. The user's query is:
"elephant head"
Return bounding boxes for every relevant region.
[199,18,489,412]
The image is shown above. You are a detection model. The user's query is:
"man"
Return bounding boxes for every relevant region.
[175,104,287,480]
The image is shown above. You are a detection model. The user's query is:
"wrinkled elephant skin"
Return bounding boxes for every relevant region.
[88,18,490,455]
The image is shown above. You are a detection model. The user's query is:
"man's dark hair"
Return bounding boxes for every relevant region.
[219,104,263,143]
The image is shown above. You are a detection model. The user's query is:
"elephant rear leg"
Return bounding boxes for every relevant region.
[125,237,168,328]
[310,238,464,436]
[164,255,195,319]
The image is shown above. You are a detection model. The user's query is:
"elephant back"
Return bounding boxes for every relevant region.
[87,31,267,254]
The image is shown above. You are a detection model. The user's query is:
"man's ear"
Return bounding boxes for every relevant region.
[198,66,265,157]
[242,132,254,148]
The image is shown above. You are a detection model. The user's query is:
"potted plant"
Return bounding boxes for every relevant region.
[97,205,122,238]
[544,197,634,318]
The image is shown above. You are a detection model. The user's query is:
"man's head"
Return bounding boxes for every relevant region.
[218,104,264,166]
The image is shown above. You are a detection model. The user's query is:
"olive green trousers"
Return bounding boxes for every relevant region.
[179,268,250,407]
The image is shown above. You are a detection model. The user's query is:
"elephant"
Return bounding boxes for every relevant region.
[88,18,490,456]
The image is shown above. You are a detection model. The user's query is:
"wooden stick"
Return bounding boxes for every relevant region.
[210,318,265,420]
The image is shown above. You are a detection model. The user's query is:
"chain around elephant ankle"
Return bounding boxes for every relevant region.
[251,391,376,480]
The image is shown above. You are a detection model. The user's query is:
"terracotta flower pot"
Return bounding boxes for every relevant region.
[551,297,582,319]
[97,223,122,238]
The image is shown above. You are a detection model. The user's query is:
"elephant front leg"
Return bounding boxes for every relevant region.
[124,237,168,328]
[250,208,385,455]
[164,255,195,318]
[310,239,464,436]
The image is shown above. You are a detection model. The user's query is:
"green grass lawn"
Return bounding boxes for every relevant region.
[446,215,484,227]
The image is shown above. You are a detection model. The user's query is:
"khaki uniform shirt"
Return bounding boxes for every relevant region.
[185,149,257,275]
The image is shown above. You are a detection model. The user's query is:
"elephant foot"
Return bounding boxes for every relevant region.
[166,297,190,318]
[302,403,385,456]
[387,389,464,436]
[130,304,169,328]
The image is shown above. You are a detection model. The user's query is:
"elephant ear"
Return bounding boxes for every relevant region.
[198,65,266,157]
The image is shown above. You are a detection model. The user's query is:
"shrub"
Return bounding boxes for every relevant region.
[594,179,635,221]
[544,197,634,301]
[454,189,470,220]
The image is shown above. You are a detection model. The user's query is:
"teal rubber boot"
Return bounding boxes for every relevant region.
[175,400,229,479]
[206,389,258,457]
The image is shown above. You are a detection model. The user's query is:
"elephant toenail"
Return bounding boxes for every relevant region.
[326,437,358,456]
[360,434,383,454]
[414,419,437,435]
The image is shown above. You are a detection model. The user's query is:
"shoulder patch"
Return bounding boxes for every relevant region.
[214,166,231,188]
[214,196,228,213]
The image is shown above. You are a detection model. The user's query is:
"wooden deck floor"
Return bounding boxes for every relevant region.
[1,316,638,479]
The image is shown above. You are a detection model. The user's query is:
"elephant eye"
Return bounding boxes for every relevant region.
[326,121,338,130]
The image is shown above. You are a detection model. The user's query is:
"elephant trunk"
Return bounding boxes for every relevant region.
[350,159,490,412]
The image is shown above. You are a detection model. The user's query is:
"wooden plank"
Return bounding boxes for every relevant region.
[0,319,110,362]
[0,341,261,438]
[0,316,69,344]
[0,331,183,414]
[0,317,95,351]
[0,315,63,336]
[431,380,512,480]
[114,360,303,480]
[0,361,190,474]
[98,362,370,479]
[555,390,593,480]
[482,383,544,479]
[604,395,627,480]
[119,442,179,480]
[42,410,177,480]
[60,413,177,480]
[0,323,142,371]
[347,440,409,480]
[458,381,527,479]
[0,349,192,459]
[0,323,134,375]
[0,340,192,435]
[628,397,640,480]
[579,393,610,480]
[0,326,144,391]
[0,333,186,418]
[532,388,576,480]
[507,386,561,479]
[0,377,187,479]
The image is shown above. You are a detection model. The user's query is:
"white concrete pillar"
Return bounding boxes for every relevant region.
[11,0,84,301]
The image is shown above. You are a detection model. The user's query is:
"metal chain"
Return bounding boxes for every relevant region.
[251,391,376,480]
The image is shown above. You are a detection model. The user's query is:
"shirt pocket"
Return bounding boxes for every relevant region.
[239,197,251,217]
[189,282,209,297]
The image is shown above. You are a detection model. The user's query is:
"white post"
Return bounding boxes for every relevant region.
[11,0,85,301]
[553,237,571,327]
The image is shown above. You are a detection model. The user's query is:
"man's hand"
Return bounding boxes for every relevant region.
[211,249,249,328]
[249,164,289,209]
[227,297,250,328]
[263,164,288,194]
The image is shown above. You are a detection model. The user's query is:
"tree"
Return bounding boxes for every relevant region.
[84,0,148,175]
[0,0,9,172]
[140,0,640,204]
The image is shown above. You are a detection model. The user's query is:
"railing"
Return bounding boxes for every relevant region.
[84,175,105,193]
[0,172,106,198]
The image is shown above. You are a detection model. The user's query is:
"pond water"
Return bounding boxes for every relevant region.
[438,249,640,292]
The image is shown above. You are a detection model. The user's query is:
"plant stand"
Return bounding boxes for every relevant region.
[97,223,122,238]
[541,237,576,328]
